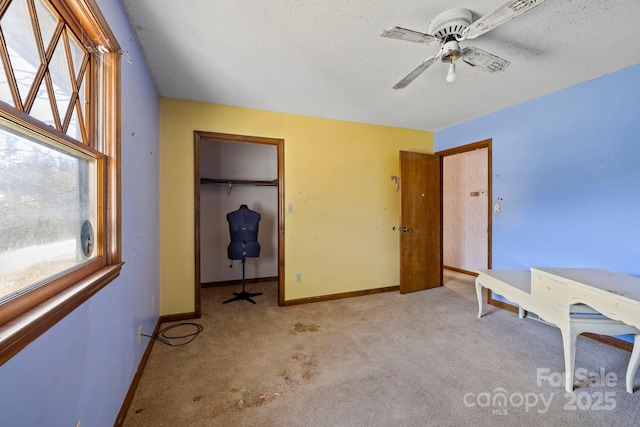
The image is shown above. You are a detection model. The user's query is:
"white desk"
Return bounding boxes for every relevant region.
[476,268,640,393]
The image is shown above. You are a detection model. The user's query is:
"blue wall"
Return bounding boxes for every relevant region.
[0,1,160,425]
[436,65,640,277]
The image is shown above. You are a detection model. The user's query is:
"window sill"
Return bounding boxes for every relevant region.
[0,263,123,365]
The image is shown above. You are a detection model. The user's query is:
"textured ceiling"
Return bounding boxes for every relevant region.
[121,0,640,131]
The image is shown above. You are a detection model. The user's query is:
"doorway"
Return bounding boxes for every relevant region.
[437,139,492,274]
[193,132,285,315]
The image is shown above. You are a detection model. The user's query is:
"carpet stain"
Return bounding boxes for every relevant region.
[192,395,202,402]
[290,351,321,383]
[210,391,282,417]
[210,352,321,418]
[240,391,280,408]
[283,374,297,384]
[293,322,321,332]
[291,351,313,363]
[302,370,319,381]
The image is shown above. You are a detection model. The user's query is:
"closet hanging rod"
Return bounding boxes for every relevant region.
[200,178,278,186]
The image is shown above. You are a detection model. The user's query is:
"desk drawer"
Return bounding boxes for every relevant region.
[532,273,568,307]
[569,286,619,319]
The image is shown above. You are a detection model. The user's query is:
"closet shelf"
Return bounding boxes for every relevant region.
[200,178,278,186]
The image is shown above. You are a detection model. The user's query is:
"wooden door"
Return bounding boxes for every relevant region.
[399,151,442,293]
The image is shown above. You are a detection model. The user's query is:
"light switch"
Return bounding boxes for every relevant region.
[287,203,293,213]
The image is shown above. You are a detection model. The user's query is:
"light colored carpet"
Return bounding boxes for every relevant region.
[123,271,639,426]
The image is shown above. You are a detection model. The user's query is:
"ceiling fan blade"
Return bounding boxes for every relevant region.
[381,26,440,45]
[392,56,439,89]
[461,47,510,73]
[462,0,545,40]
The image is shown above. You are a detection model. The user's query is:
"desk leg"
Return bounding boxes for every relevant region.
[475,282,484,318]
[626,334,640,394]
[561,325,578,393]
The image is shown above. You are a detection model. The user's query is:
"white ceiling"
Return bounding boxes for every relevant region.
[121,0,640,131]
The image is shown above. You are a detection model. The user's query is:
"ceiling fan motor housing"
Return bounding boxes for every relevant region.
[427,8,473,39]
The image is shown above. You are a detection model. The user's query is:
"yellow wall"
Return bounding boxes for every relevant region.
[159,98,433,315]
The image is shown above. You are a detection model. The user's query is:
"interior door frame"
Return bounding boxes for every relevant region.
[193,131,285,314]
[436,139,492,273]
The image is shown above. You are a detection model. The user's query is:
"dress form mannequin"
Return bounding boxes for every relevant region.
[223,204,263,304]
[226,204,261,260]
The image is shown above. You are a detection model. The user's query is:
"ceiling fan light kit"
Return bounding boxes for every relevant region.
[380,0,545,88]
[441,40,462,63]
[446,63,457,83]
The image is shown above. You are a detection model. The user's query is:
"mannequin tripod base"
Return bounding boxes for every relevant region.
[223,257,262,304]
[223,290,263,304]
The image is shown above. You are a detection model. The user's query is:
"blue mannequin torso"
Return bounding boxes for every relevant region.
[226,204,261,260]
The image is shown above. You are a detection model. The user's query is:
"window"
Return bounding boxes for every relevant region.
[0,0,121,364]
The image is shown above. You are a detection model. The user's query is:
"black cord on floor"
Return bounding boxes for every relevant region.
[141,322,203,346]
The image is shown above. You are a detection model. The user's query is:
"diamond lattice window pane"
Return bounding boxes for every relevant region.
[78,68,87,108]
[49,41,73,127]
[66,105,81,140]
[30,76,55,127]
[2,0,42,107]
[0,60,15,107]
[33,0,59,52]
[76,69,88,143]
[67,31,87,83]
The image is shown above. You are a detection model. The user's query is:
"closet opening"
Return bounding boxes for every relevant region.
[194,132,285,314]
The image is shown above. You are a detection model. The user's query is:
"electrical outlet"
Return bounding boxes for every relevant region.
[296,272,302,282]
[138,325,143,344]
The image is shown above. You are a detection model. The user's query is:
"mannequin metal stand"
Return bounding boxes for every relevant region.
[223,258,263,304]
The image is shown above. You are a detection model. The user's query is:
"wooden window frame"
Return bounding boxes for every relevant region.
[0,0,122,365]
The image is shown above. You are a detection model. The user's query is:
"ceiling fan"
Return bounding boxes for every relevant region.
[380,0,545,88]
